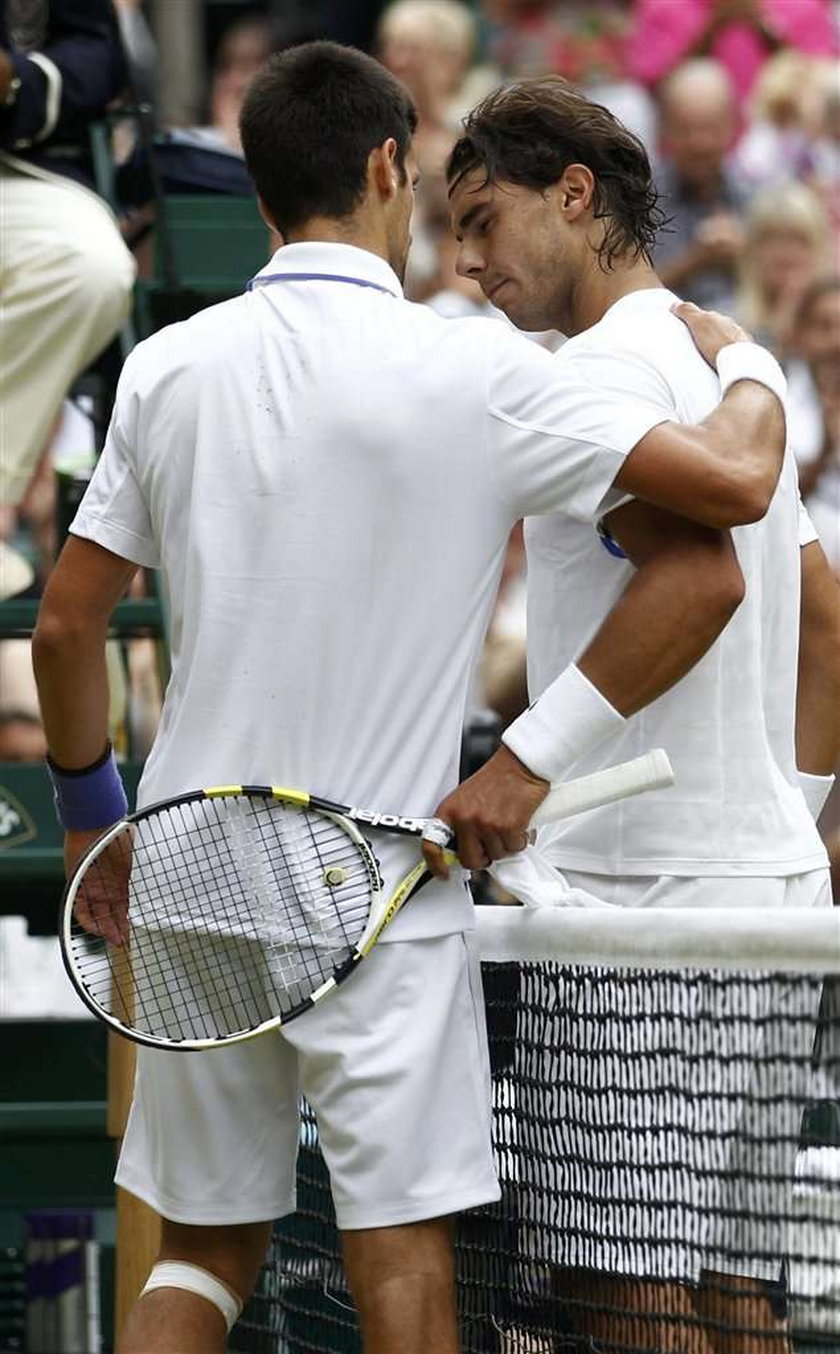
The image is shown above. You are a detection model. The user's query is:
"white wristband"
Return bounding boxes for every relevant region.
[716,342,787,407]
[797,770,835,821]
[502,663,626,784]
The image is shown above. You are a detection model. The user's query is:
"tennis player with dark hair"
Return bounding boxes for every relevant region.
[438,77,840,1354]
[34,44,795,1354]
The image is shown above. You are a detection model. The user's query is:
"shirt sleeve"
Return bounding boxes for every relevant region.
[485,328,672,524]
[70,352,160,569]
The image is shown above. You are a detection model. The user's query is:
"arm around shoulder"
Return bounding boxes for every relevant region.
[614,339,788,529]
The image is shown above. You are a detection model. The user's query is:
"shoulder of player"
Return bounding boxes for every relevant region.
[124,295,253,392]
[403,299,512,348]
[558,298,686,364]
[402,304,552,396]
[557,310,705,406]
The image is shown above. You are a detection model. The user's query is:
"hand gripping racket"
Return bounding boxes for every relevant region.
[60,749,673,1050]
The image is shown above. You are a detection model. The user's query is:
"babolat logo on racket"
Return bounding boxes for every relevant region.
[349,809,428,834]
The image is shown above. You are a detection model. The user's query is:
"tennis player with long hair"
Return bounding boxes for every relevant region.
[438,78,840,1354]
[34,44,793,1354]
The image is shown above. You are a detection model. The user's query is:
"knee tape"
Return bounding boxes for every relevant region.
[141,1261,243,1332]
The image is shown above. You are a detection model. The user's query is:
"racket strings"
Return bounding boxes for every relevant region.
[67,795,378,1042]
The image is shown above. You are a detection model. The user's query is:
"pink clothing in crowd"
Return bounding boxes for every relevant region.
[626,0,838,103]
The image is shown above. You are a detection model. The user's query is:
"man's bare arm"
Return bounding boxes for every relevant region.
[33,536,137,766]
[615,306,786,529]
[33,535,138,874]
[576,502,744,708]
[796,540,840,777]
[425,503,745,874]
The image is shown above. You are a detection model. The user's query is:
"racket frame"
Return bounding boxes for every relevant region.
[60,785,397,1049]
[59,752,673,1050]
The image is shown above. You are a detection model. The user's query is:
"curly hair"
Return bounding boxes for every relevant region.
[447,78,668,270]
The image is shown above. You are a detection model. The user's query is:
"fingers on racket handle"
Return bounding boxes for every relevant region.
[422,817,454,848]
[530,749,674,828]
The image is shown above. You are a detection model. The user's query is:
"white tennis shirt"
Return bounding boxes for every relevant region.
[71,242,669,940]
[526,287,827,878]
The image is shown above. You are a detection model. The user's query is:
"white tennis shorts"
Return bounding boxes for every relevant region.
[116,931,500,1230]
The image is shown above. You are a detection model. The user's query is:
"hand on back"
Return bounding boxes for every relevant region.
[672,301,753,368]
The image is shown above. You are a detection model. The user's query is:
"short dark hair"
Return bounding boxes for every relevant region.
[239,41,417,235]
[447,77,667,269]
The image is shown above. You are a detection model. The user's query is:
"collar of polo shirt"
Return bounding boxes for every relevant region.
[249,241,404,300]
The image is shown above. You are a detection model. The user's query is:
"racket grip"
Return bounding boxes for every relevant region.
[530,749,674,828]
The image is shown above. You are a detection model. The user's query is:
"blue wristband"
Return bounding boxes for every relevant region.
[46,744,128,831]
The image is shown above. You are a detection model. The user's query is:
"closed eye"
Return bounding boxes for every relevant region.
[454,203,493,242]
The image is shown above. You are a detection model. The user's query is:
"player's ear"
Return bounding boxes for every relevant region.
[256,195,281,239]
[370,138,400,201]
[558,165,595,220]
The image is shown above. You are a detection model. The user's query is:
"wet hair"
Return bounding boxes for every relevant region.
[447,76,668,269]
[239,40,417,235]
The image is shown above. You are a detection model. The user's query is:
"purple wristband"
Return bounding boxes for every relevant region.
[46,745,128,831]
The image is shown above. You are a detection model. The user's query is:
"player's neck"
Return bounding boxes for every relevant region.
[285,214,391,268]
[564,258,664,337]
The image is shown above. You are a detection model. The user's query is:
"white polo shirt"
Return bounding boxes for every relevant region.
[71,242,668,940]
[526,287,827,878]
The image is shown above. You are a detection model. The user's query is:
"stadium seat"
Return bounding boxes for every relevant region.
[90,112,271,339]
[135,192,270,336]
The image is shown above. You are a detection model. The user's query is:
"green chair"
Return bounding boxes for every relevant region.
[135,192,271,337]
[89,113,271,340]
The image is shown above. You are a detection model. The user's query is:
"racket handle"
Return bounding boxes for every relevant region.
[531,749,674,828]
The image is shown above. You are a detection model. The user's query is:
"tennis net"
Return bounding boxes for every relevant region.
[231,904,840,1354]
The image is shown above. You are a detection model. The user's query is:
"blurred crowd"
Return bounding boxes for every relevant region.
[0,1,838,993]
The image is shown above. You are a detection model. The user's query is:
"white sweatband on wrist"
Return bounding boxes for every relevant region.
[502,663,626,784]
[716,342,787,407]
[141,1261,243,1332]
[798,770,835,821]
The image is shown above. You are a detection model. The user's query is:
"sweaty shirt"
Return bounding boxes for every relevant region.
[526,287,827,878]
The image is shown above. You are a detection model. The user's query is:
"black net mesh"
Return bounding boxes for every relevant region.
[231,950,840,1354]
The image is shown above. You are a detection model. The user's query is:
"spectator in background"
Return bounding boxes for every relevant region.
[483,0,629,83]
[627,0,838,112]
[731,48,820,191]
[735,182,832,357]
[377,1,476,196]
[807,60,840,228]
[0,710,46,762]
[653,59,747,313]
[0,0,136,557]
[377,0,478,295]
[482,0,656,147]
[200,14,276,153]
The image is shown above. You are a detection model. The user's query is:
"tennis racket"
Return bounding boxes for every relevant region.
[60,749,673,1050]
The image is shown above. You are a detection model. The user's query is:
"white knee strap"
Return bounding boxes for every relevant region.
[141,1261,243,1333]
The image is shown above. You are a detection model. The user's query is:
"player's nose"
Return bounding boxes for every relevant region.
[456,241,485,280]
